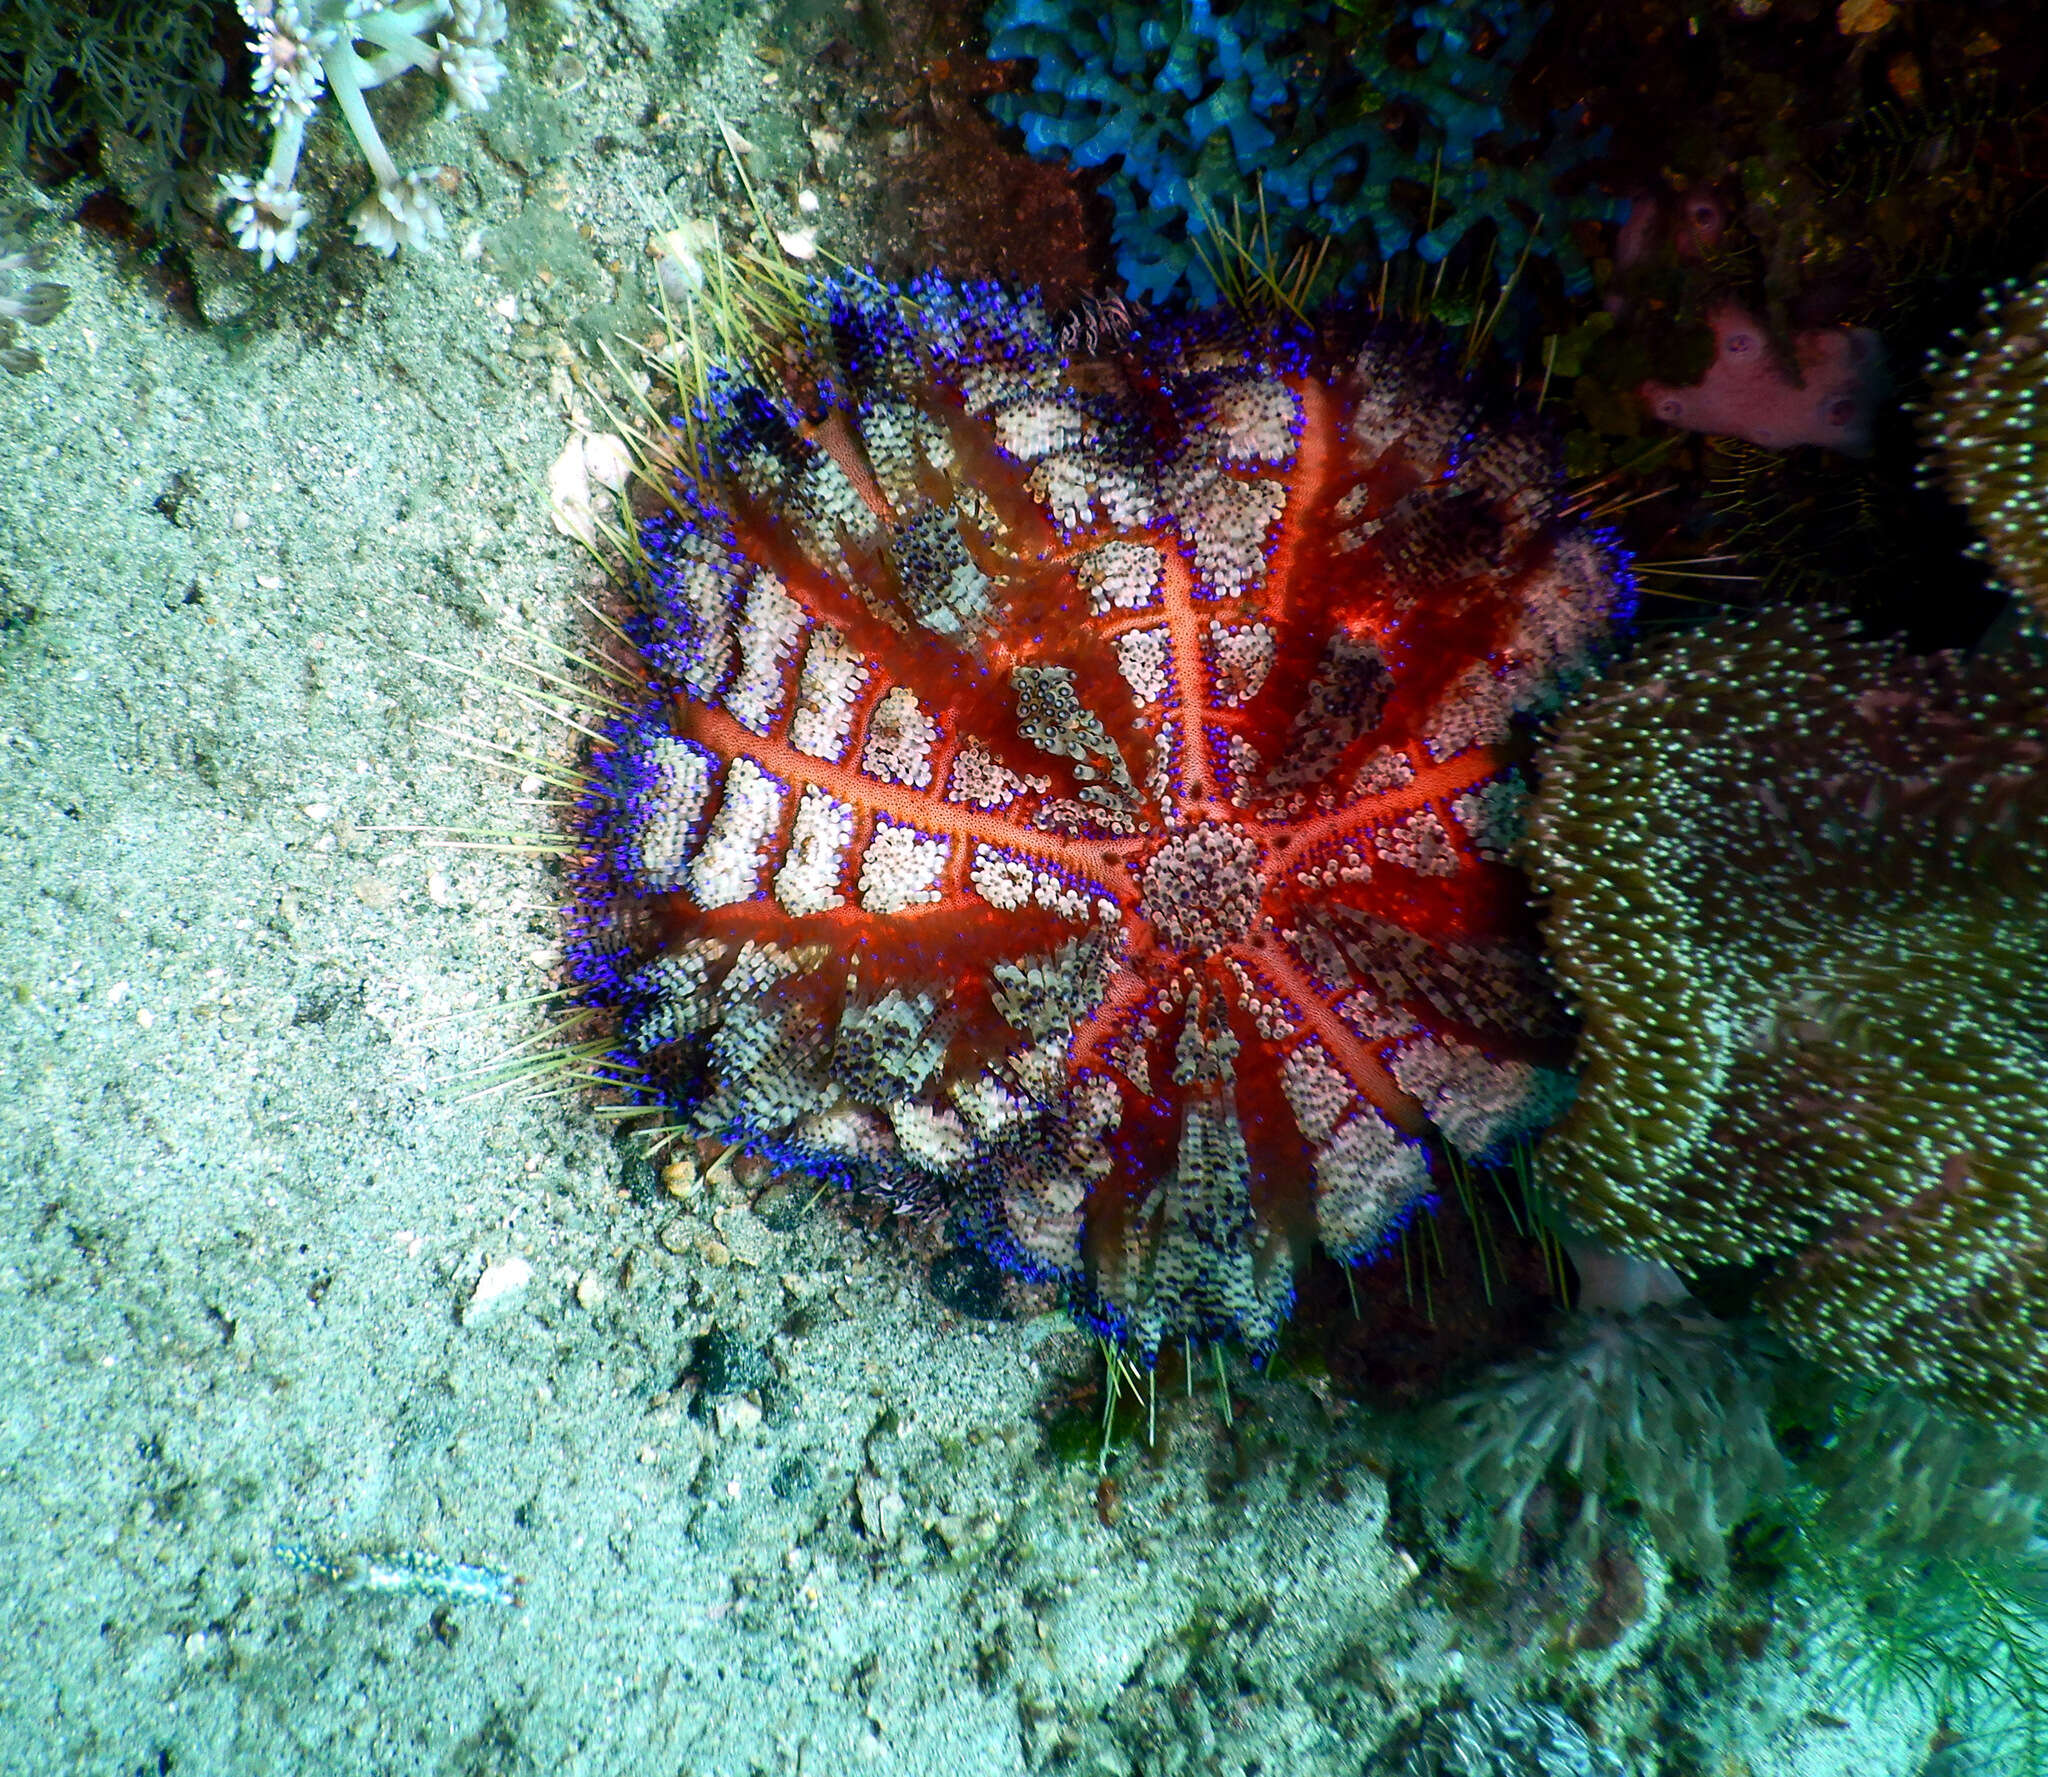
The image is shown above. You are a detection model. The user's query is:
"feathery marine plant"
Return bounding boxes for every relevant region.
[219,0,508,268]
[1420,1316,2048,1753]
[1776,1384,2048,1773]
[1521,608,2048,1431]
[0,0,267,228]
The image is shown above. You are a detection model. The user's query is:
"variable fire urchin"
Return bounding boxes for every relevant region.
[567,276,1629,1353]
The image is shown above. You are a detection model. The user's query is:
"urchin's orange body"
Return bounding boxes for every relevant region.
[572,281,1625,1349]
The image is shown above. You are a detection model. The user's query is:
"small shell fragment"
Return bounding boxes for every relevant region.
[466,1255,532,1322]
[547,434,599,546]
[583,432,632,492]
[713,1396,762,1437]
[654,220,718,301]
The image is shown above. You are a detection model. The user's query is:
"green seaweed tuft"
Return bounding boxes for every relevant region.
[0,0,262,225]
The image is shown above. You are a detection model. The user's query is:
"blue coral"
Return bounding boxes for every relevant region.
[985,0,1625,310]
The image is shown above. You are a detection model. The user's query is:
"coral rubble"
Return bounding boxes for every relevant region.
[1524,608,2048,1430]
[568,275,1629,1353]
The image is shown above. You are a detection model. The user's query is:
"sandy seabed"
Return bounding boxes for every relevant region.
[0,3,1948,1772]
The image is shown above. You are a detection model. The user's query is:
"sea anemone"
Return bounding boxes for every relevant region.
[1523,607,2048,1430]
[217,0,507,265]
[1926,258,2048,620]
[1378,1695,1628,1777]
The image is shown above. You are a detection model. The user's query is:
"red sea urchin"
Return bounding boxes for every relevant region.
[568,278,1630,1353]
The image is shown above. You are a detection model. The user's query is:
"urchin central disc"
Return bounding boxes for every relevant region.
[1138,824,1264,953]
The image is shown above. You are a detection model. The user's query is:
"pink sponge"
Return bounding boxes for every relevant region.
[1641,304,1885,455]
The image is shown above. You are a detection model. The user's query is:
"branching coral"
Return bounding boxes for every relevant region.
[1523,609,2048,1430]
[1927,259,2048,621]
[983,0,1623,308]
[219,0,507,267]
[1423,1305,1786,1578]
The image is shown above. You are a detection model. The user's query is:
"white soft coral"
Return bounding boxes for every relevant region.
[0,222,69,376]
[218,0,509,265]
[220,170,312,269]
[350,171,448,256]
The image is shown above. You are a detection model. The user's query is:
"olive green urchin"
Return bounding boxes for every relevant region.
[1423,1306,1786,1580]
[1380,1697,1628,1777]
[1927,261,2048,619]
[1522,609,2048,1431]
[1805,1384,2048,1559]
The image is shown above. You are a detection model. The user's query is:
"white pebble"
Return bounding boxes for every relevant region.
[714,1396,763,1438]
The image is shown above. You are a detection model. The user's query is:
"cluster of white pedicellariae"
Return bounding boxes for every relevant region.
[219,0,508,269]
